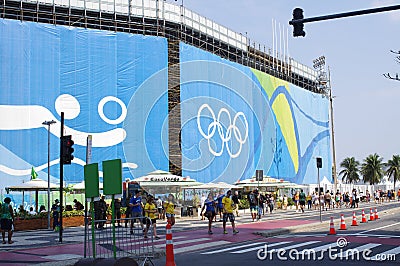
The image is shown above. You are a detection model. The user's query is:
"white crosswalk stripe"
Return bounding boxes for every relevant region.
[337,243,381,259]
[175,241,231,254]
[368,246,400,261]
[154,237,210,248]
[231,241,292,254]
[202,240,400,262]
[304,242,336,253]
[267,241,321,252]
[201,242,269,255]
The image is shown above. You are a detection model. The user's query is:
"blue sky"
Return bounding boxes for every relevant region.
[180,0,400,168]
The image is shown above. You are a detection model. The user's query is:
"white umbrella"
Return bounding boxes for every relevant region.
[71,181,104,190]
[186,183,218,189]
[213,182,240,189]
[6,178,58,191]
[6,178,59,212]
[186,182,239,189]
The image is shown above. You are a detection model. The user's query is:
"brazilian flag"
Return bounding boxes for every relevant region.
[31,167,38,180]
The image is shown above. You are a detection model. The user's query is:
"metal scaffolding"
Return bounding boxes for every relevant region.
[0,0,324,175]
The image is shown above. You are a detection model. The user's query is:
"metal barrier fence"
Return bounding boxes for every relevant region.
[85,217,155,265]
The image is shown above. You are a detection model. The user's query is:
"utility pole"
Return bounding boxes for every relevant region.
[59,112,64,243]
[42,120,56,229]
[328,68,338,192]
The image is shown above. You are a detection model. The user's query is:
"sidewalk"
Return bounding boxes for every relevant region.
[0,201,398,265]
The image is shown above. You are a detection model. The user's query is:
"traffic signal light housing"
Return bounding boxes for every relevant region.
[292,8,306,37]
[61,135,74,164]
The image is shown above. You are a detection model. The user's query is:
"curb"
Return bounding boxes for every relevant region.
[254,205,400,238]
[35,249,166,266]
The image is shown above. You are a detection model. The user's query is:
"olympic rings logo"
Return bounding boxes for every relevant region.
[197,104,248,158]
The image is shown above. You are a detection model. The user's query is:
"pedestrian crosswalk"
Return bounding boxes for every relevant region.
[200,240,400,262]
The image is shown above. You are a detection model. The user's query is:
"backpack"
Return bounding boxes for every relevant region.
[249,194,257,205]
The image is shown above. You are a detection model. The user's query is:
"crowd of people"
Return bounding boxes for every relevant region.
[287,188,400,213]
[91,190,178,240]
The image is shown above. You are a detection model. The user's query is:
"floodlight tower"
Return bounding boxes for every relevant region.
[313,56,337,192]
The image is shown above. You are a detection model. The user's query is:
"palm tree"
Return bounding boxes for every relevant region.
[385,155,400,192]
[339,157,360,185]
[361,153,384,185]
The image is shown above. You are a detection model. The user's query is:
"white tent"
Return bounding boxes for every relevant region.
[6,178,59,212]
[70,181,104,190]
[6,178,58,191]
[133,170,201,187]
[186,182,240,190]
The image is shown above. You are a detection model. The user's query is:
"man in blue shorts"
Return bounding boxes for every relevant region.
[222,190,238,235]
[247,190,258,222]
[129,190,144,234]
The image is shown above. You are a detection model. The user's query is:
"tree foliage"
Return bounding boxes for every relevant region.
[361,153,384,185]
[339,157,360,184]
[385,154,400,191]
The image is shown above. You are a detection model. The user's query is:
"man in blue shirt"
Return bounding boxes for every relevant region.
[216,190,225,222]
[200,193,216,234]
[129,190,144,234]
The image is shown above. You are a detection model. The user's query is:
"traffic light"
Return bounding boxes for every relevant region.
[292,8,306,37]
[316,157,322,169]
[61,135,74,164]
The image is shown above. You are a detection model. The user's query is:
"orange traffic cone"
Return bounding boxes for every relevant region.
[339,214,347,230]
[361,209,368,223]
[165,221,176,266]
[374,208,379,220]
[351,212,358,226]
[369,208,375,221]
[328,216,336,235]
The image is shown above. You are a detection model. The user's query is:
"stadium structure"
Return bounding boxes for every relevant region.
[0,0,332,188]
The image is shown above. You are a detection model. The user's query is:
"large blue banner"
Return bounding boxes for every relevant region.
[179,43,332,184]
[0,19,169,188]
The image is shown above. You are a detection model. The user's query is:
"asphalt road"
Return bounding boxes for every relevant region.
[152,202,400,266]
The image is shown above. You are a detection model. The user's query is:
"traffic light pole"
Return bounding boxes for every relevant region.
[290,4,400,36]
[59,112,64,243]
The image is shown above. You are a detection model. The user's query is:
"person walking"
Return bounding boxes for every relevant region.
[335,190,341,208]
[114,198,122,227]
[98,195,107,229]
[350,189,356,208]
[200,194,207,220]
[306,193,312,210]
[222,190,238,235]
[51,199,60,231]
[163,194,176,226]
[200,193,216,234]
[156,197,163,220]
[129,190,144,234]
[294,191,300,212]
[1,197,14,244]
[257,193,264,220]
[247,190,258,222]
[216,190,225,222]
[143,195,160,240]
[232,191,240,217]
[283,194,288,210]
[299,189,306,213]
[125,193,132,228]
[324,190,331,211]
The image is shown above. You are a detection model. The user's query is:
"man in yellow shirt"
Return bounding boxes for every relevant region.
[222,190,239,235]
[144,195,160,240]
[163,194,176,226]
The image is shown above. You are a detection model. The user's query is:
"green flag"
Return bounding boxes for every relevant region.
[31,167,38,180]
